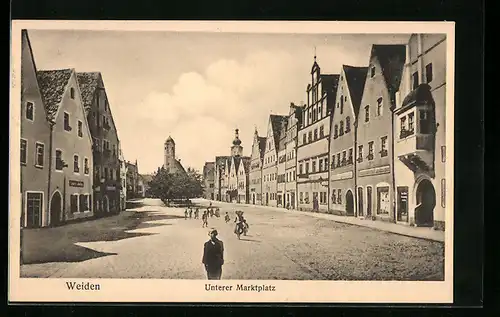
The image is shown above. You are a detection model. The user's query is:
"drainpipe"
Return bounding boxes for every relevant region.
[390,100,397,224]
[353,120,358,218]
[47,121,55,226]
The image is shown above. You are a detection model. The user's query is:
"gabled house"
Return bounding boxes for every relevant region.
[329,65,368,216]
[214,155,231,202]
[118,146,127,210]
[276,118,288,207]
[37,68,94,224]
[284,103,303,209]
[355,44,406,223]
[297,56,340,212]
[20,30,52,228]
[262,114,287,207]
[249,129,266,205]
[202,162,215,200]
[393,34,447,230]
[228,155,251,204]
[77,72,121,215]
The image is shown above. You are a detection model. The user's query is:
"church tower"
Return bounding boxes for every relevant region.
[164,136,175,172]
[231,129,243,157]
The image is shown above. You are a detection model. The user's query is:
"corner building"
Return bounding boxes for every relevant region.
[355,45,406,222]
[393,34,447,230]
[249,129,266,205]
[297,57,339,212]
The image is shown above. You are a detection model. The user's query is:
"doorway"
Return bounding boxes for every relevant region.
[50,191,62,226]
[357,187,364,217]
[366,186,373,217]
[345,190,354,216]
[290,192,295,209]
[252,194,256,205]
[415,179,435,226]
[103,195,110,213]
[397,186,409,222]
[266,193,269,205]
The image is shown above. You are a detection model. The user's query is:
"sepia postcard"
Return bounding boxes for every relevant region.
[9,20,455,303]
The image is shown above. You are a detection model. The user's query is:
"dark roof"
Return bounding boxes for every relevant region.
[320,74,340,95]
[270,114,288,149]
[203,162,215,175]
[242,157,251,173]
[233,156,241,172]
[36,69,73,120]
[343,65,369,116]
[258,136,267,159]
[401,84,434,109]
[372,45,406,99]
[174,160,186,174]
[215,156,230,167]
[76,72,100,110]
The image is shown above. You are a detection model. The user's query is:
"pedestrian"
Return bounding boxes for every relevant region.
[202,211,208,228]
[195,208,200,219]
[184,208,188,220]
[189,208,193,219]
[202,229,224,280]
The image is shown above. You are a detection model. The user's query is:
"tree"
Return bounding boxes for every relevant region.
[148,166,204,206]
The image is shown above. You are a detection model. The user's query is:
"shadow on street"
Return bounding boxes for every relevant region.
[22,210,181,265]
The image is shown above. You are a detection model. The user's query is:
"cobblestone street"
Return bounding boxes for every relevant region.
[21,198,444,280]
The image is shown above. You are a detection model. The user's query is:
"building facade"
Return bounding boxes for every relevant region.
[284,103,302,210]
[37,68,94,224]
[329,65,368,216]
[355,44,406,223]
[202,162,215,200]
[262,115,287,207]
[119,147,127,210]
[77,72,121,215]
[249,129,266,205]
[126,160,140,199]
[20,30,52,228]
[393,34,446,230]
[214,156,231,202]
[297,57,339,212]
[276,119,288,207]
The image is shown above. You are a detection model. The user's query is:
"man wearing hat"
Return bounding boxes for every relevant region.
[202,229,224,280]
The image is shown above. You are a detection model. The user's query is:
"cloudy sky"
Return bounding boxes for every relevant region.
[28,29,410,174]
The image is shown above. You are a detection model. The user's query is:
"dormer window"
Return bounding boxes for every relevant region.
[70,87,75,99]
[377,97,383,116]
[370,66,376,78]
[25,102,34,121]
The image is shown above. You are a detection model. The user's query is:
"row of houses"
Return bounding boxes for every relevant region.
[20,30,143,228]
[203,33,447,231]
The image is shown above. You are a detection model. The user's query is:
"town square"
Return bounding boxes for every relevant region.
[17,28,447,281]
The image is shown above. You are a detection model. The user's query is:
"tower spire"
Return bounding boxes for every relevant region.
[314,45,317,62]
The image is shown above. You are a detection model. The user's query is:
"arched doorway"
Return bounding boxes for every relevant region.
[346,190,354,216]
[357,187,364,217]
[50,191,62,226]
[103,195,110,213]
[415,179,435,226]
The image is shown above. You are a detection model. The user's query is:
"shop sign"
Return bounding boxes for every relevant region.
[69,180,84,188]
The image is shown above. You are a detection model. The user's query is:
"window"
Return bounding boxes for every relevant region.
[55,150,64,170]
[358,145,363,162]
[412,72,419,90]
[426,63,433,83]
[319,159,323,172]
[299,164,303,175]
[293,170,296,180]
[331,189,336,204]
[312,161,316,173]
[419,110,431,134]
[26,192,43,227]
[78,120,83,137]
[368,142,374,160]
[25,102,34,121]
[305,162,309,174]
[364,106,370,123]
[441,146,446,163]
[337,189,342,204]
[84,158,89,174]
[20,139,27,165]
[300,192,304,203]
[370,66,376,78]
[342,151,347,165]
[70,194,78,213]
[70,87,75,99]
[336,153,341,167]
[303,133,306,145]
[308,131,312,143]
[324,157,328,170]
[408,113,415,132]
[377,187,390,214]
[348,148,353,164]
[314,129,318,141]
[376,97,383,116]
[64,112,71,131]
[339,121,344,136]
[340,97,344,114]
[113,145,116,157]
[441,178,446,208]
[79,194,88,212]
[320,192,327,204]
[35,142,44,167]
[73,155,80,173]
[318,104,322,119]
[319,125,324,138]
[380,136,388,157]
[334,124,339,138]
[345,117,351,133]
[331,155,335,169]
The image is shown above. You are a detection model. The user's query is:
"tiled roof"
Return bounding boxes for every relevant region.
[174,159,186,174]
[343,65,369,117]
[401,83,434,108]
[76,72,101,110]
[258,136,267,159]
[242,157,251,173]
[234,156,241,172]
[36,69,73,120]
[270,114,288,150]
[372,45,406,99]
